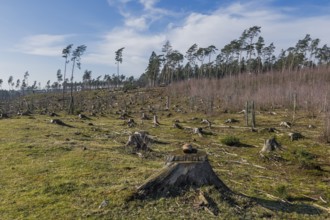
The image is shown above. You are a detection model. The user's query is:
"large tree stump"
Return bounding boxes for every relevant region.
[135,144,231,198]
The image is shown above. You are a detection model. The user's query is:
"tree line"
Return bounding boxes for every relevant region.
[1,26,330,92]
[143,26,330,86]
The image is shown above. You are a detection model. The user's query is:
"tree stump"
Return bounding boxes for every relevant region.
[49,112,59,117]
[193,127,203,137]
[225,118,239,124]
[260,137,281,153]
[173,123,183,129]
[79,113,91,120]
[280,121,291,128]
[127,118,136,127]
[126,131,151,151]
[201,119,212,128]
[289,132,304,141]
[50,119,73,127]
[153,115,160,127]
[135,144,231,198]
[165,96,170,110]
[141,112,150,120]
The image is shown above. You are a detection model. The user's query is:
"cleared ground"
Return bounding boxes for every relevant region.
[0,88,329,219]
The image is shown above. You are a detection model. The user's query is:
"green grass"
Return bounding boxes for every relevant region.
[0,88,330,219]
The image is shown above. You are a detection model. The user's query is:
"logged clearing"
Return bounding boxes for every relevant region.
[0,87,330,219]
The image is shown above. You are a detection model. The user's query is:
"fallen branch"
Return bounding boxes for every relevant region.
[319,196,328,204]
[302,194,318,201]
[312,203,330,214]
[219,148,238,156]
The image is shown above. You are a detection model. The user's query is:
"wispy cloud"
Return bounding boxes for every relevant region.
[85,1,330,78]
[14,34,72,56]
[124,17,148,31]
[107,0,175,31]
[85,28,165,75]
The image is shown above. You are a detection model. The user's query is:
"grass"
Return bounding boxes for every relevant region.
[0,87,330,219]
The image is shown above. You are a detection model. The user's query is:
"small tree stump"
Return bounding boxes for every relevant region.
[260,137,281,153]
[193,127,203,137]
[289,132,304,141]
[173,123,183,129]
[119,113,129,120]
[141,113,150,120]
[50,119,63,124]
[225,118,239,124]
[201,119,211,128]
[280,121,291,128]
[153,115,160,127]
[49,112,59,117]
[165,96,170,110]
[127,118,136,127]
[126,131,150,151]
[79,114,91,120]
[238,110,246,114]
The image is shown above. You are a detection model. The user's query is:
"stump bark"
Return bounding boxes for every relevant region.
[280,121,291,128]
[50,119,73,127]
[127,118,136,127]
[289,132,303,141]
[136,145,231,198]
[201,119,212,128]
[126,131,151,151]
[260,137,281,153]
[153,115,160,127]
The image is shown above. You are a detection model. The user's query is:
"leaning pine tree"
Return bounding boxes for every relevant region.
[68,45,87,114]
[62,44,73,108]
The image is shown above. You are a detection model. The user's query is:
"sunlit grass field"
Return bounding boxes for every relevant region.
[0,89,329,219]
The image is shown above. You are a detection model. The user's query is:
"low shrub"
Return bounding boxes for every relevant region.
[221,136,240,146]
[293,149,321,170]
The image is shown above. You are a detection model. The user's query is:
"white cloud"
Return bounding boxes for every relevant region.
[83,1,330,78]
[107,0,173,31]
[124,17,148,31]
[139,0,158,10]
[85,28,165,75]
[14,34,71,56]
[167,2,330,55]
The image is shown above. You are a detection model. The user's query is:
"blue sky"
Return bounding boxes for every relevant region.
[0,0,330,89]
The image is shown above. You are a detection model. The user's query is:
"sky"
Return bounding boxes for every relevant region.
[0,0,330,89]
